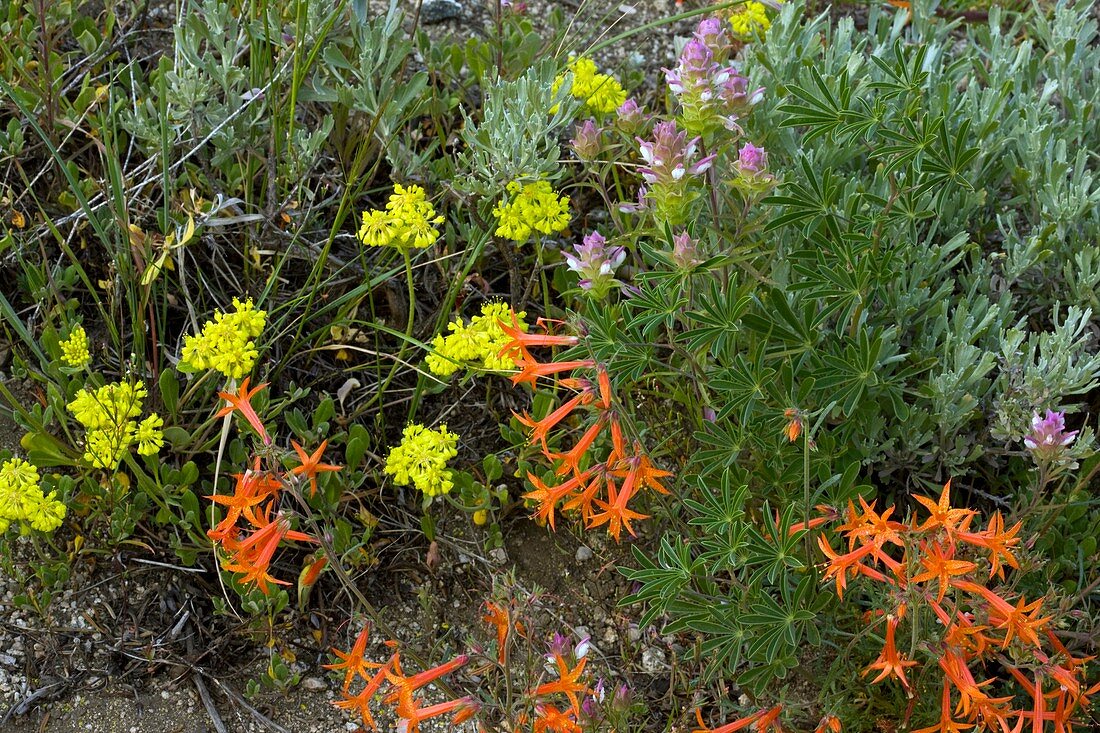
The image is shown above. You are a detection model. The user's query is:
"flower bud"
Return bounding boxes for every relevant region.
[571,118,603,161]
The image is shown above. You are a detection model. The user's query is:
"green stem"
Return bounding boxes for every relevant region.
[377,249,417,413]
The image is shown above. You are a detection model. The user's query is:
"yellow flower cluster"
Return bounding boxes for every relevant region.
[426,303,528,377]
[492,181,571,242]
[0,458,66,534]
[67,381,164,469]
[59,324,91,368]
[554,57,628,115]
[384,424,459,498]
[357,183,445,250]
[729,2,771,37]
[180,298,266,379]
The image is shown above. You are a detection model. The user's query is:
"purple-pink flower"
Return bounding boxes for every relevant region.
[563,230,627,296]
[1023,410,1078,452]
[663,17,764,134]
[738,142,768,173]
[672,230,702,269]
[636,121,715,186]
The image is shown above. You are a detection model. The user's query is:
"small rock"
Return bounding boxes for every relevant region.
[575,545,593,563]
[626,626,642,643]
[301,676,326,691]
[420,0,462,24]
[641,646,666,673]
[489,548,508,565]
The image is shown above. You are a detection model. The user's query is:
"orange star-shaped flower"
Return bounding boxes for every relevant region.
[911,541,976,602]
[533,652,589,714]
[290,439,342,497]
[323,623,381,691]
[862,616,918,690]
[215,377,270,444]
[912,480,975,539]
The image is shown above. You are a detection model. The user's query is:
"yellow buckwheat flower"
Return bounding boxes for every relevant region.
[180,297,266,379]
[553,57,628,115]
[357,183,445,250]
[492,181,571,242]
[59,324,91,368]
[135,414,165,455]
[0,457,66,534]
[66,380,163,470]
[384,424,459,498]
[426,303,528,377]
[728,2,771,38]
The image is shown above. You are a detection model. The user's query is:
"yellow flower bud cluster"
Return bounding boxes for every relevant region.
[59,324,91,368]
[553,57,628,115]
[0,458,66,534]
[356,183,445,250]
[384,424,459,498]
[728,2,771,38]
[180,297,266,379]
[66,381,164,469]
[426,303,528,377]
[492,181,571,242]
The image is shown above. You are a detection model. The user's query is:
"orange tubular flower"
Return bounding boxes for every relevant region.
[815,715,842,733]
[547,417,606,478]
[753,706,785,733]
[957,511,1021,580]
[786,506,838,537]
[912,679,975,733]
[482,601,511,664]
[559,467,609,525]
[837,496,906,550]
[324,623,381,691]
[533,703,582,733]
[587,477,650,541]
[818,536,880,598]
[290,439,342,497]
[301,554,328,587]
[511,359,596,387]
[911,541,976,602]
[222,516,317,594]
[332,657,393,732]
[596,364,612,409]
[533,652,589,714]
[693,707,766,733]
[398,696,478,733]
[382,654,469,706]
[950,580,1050,649]
[215,377,271,444]
[609,442,672,496]
[497,313,579,365]
[862,616,918,690]
[206,472,270,540]
[783,408,803,442]
[515,393,587,452]
[937,649,998,717]
[525,469,597,530]
[912,480,976,541]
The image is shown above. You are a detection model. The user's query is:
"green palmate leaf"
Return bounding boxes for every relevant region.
[762,155,845,239]
[626,282,687,338]
[620,539,703,628]
[680,279,752,357]
[742,502,805,587]
[689,420,746,476]
[690,607,745,681]
[710,348,778,423]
